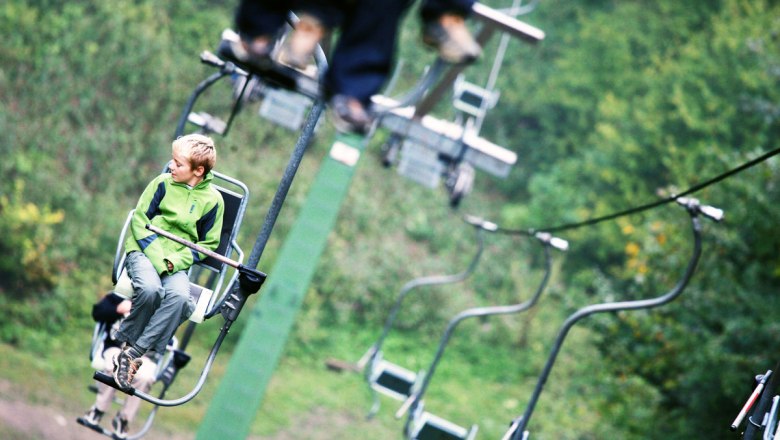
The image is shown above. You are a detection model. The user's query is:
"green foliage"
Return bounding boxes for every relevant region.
[0,179,64,292]
[1,0,779,438]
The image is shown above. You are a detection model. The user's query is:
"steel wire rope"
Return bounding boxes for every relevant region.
[487,146,780,236]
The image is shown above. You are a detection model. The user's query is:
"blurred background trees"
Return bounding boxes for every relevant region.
[1,0,778,438]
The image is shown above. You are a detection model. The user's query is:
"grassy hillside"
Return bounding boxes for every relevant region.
[2,1,778,439]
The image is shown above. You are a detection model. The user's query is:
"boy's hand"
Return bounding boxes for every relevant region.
[165,259,174,272]
[117,299,132,316]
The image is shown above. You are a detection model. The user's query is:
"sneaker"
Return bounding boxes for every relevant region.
[217,29,273,71]
[278,14,326,69]
[112,413,129,439]
[80,406,104,426]
[113,349,143,389]
[422,13,482,64]
[329,95,372,134]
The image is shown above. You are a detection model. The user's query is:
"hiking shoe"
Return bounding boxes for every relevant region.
[80,406,104,426]
[217,29,273,71]
[329,95,372,134]
[422,13,482,64]
[113,350,143,389]
[278,14,326,69]
[112,413,129,439]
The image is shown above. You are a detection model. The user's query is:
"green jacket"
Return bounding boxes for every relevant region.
[125,172,224,275]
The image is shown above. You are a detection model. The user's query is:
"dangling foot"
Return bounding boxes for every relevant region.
[112,413,129,439]
[329,95,373,134]
[78,406,104,427]
[217,29,274,71]
[112,349,143,389]
[422,13,482,64]
[278,14,326,69]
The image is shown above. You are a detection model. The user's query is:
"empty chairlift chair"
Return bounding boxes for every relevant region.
[400,228,568,440]
[504,198,723,440]
[358,218,490,418]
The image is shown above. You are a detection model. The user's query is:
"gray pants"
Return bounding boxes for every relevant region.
[116,251,194,354]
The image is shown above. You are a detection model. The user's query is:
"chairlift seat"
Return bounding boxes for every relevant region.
[452,77,499,118]
[113,269,214,324]
[370,359,419,401]
[410,404,478,440]
[372,96,517,178]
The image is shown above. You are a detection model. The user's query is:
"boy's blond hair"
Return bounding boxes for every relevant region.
[172,134,217,174]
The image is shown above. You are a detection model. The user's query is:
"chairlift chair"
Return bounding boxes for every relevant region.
[409,402,478,440]
[356,218,491,419]
[89,170,267,409]
[505,198,723,439]
[732,360,780,440]
[371,2,543,207]
[175,12,327,140]
[80,170,251,438]
[399,226,567,440]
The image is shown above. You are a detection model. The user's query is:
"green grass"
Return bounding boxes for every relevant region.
[0,290,657,440]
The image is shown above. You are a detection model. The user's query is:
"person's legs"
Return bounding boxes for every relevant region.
[420,0,475,22]
[80,346,122,426]
[236,0,289,41]
[117,356,157,423]
[115,251,162,350]
[135,271,193,355]
[278,0,349,69]
[234,0,291,63]
[113,251,166,388]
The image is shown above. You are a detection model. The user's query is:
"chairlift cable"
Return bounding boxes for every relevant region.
[490,146,780,236]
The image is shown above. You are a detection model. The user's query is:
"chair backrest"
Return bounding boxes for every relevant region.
[199,184,244,271]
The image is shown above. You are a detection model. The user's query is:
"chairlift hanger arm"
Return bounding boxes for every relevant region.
[363,221,488,364]
[400,232,565,433]
[174,52,249,139]
[509,199,722,439]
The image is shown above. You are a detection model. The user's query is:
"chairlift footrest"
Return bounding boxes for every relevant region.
[187,112,227,135]
[325,358,361,373]
[371,360,418,400]
[93,371,136,396]
[76,416,112,436]
[412,411,478,440]
[216,33,321,100]
[471,2,545,43]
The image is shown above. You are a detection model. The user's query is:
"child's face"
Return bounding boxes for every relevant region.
[170,151,204,186]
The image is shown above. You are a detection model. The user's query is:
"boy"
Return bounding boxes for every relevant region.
[79,292,158,439]
[113,134,224,389]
